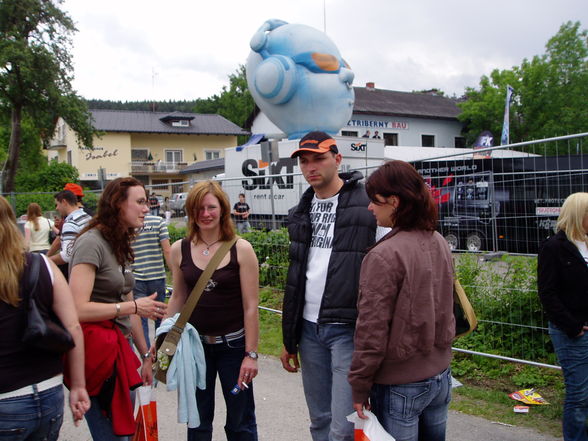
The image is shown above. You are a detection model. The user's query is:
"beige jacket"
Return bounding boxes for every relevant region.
[349,228,455,404]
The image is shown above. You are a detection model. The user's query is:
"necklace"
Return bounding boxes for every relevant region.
[199,237,221,256]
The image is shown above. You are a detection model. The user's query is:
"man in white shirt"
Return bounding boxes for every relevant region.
[280,131,379,441]
[50,190,91,278]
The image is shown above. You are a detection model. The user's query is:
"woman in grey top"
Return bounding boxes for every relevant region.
[69,177,168,441]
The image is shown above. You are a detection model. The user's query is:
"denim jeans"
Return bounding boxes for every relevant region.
[236,222,251,234]
[0,384,64,440]
[370,367,452,441]
[298,319,355,441]
[188,336,258,441]
[549,323,588,441]
[133,278,167,347]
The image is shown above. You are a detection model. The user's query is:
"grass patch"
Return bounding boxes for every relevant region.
[451,380,563,437]
[258,287,284,357]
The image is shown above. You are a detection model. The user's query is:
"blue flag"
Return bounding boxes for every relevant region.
[500,85,514,145]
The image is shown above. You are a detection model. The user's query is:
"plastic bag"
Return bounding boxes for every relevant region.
[132,386,158,441]
[347,410,396,441]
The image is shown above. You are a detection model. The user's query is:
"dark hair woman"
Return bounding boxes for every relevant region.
[0,196,89,439]
[165,180,260,440]
[538,192,588,440]
[348,160,455,441]
[68,177,168,440]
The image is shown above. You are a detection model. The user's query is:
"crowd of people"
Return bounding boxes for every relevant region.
[0,130,585,441]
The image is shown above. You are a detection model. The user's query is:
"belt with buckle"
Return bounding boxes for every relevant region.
[200,328,245,345]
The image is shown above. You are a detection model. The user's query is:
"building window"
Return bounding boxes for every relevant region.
[171,120,190,127]
[205,150,220,160]
[152,179,169,192]
[67,151,72,165]
[132,149,149,161]
[454,137,466,148]
[165,149,183,163]
[341,130,359,137]
[171,179,184,194]
[421,135,435,147]
[384,133,398,146]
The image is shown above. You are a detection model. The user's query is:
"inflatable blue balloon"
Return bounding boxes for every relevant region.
[246,19,355,140]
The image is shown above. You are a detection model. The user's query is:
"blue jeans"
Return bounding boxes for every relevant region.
[549,323,588,441]
[370,367,452,441]
[299,319,355,441]
[133,278,166,348]
[236,222,250,234]
[188,336,258,441]
[0,384,64,440]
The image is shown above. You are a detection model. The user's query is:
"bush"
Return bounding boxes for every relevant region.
[454,254,554,363]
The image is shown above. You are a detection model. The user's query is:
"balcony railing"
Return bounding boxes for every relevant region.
[130,161,188,174]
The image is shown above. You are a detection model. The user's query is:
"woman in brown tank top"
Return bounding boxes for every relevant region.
[166,180,260,441]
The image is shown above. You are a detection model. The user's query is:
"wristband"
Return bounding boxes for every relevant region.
[115,303,121,318]
[134,300,138,314]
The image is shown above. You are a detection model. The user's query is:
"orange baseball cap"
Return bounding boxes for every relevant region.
[64,183,84,197]
[291,131,339,158]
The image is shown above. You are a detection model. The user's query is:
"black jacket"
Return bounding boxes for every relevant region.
[282,171,377,354]
[538,230,588,337]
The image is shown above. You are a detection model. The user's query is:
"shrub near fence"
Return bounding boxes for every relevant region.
[453,254,555,365]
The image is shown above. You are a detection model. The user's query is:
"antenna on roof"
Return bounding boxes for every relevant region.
[151,67,159,112]
[323,0,327,33]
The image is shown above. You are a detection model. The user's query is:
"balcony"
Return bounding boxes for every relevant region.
[130,161,188,175]
[48,137,67,150]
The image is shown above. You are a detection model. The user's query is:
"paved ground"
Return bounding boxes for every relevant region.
[58,355,561,441]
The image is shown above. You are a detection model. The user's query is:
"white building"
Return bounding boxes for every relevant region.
[248,83,465,148]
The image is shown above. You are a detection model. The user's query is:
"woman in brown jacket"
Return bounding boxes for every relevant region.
[348,160,455,441]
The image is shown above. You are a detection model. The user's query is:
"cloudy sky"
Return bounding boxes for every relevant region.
[62,0,587,102]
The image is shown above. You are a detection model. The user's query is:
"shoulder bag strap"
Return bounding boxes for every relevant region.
[24,252,41,310]
[172,236,238,333]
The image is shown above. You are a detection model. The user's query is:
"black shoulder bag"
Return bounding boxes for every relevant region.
[21,253,75,354]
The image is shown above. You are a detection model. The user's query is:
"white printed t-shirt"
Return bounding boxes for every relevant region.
[303,193,338,323]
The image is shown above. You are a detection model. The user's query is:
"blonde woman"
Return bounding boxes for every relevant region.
[0,196,89,439]
[166,180,259,440]
[24,202,59,254]
[538,192,588,441]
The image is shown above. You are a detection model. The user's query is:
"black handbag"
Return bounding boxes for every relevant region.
[47,218,57,244]
[21,253,75,354]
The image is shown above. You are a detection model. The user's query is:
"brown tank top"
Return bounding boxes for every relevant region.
[180,238,244,335]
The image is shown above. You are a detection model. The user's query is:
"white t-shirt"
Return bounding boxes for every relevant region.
[25,218,54,252]
[572,239,588,264]
[303,194,339,323]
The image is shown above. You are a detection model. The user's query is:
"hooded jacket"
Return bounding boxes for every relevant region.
[282,171,376,354]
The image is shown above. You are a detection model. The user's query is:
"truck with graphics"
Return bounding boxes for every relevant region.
[413,154,588,254]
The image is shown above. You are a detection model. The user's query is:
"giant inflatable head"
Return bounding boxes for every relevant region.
[246,19,355,140]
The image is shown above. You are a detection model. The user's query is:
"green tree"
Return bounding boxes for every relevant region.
[194,65,254,142]
[0,0,95,192]
[458,21,588,151]
[458,69,521,146]
[15,159,78,192]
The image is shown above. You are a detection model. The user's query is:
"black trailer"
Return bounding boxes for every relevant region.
[413,154,588,254]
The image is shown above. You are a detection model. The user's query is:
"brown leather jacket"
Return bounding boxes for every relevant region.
[349,228,455,404]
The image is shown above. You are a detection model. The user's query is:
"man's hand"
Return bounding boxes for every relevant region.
[280,347,300,372]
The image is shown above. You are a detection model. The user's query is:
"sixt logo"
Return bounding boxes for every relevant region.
[241,158,296,190]
[350,142,367,152]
